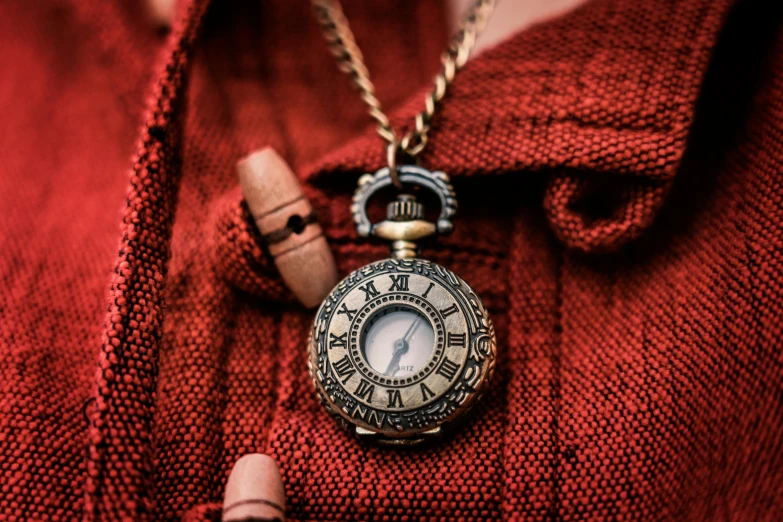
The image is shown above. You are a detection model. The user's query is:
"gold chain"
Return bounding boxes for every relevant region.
[313,0,496,164]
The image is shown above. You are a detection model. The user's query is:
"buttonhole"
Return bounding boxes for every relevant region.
[287,214,307,235]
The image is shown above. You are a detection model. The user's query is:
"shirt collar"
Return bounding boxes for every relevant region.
[301,0,735,251]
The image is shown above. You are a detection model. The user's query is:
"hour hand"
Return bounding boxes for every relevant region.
[383,339,407,376]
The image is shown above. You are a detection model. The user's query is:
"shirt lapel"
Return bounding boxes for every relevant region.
[304,0,736,251]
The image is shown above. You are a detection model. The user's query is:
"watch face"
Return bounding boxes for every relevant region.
[361,305,434,378]
[309,258,496,443]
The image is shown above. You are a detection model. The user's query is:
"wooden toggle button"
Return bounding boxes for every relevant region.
[237,148,338,308]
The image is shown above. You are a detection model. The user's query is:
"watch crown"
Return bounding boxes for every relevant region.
[387,194,424,221]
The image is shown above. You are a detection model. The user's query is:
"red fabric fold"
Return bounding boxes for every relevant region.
[308,0,733,252]
[84,1,213,519]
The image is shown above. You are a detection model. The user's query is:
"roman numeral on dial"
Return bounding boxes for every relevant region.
[351,404,387,429]
[440,303,459,319]
[332,355,356,383]
[422,282,435,298]
[358,281,380,301]
[386,389,404,408]
[389,274,409,291]
[447,332,466,348]
[420,383,435,401]
[436,357,460,381]
[329,332,347,349]
[337,303,357,321]
[355,379,375,402]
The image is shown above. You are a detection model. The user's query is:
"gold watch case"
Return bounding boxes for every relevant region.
[308,257,496,446]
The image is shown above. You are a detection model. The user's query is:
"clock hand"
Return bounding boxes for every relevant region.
[383,339,408,376]
[382,316,423,376]
[383,350,403,376]
[402,315,422,342]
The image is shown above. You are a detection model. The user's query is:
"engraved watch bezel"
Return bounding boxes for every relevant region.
[308,258,496,445]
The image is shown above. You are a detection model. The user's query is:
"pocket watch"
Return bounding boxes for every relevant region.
[308,0,497,445]
[308,165,496,446]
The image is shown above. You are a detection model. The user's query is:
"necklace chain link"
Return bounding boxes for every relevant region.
[313,0,496,162]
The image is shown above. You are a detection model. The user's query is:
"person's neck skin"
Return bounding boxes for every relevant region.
[448,0,588,57]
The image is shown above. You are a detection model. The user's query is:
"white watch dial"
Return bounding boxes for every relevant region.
[361,305,434,377]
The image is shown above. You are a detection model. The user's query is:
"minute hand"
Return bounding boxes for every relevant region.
[402,315,422,342]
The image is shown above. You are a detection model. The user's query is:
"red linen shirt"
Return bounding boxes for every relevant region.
[1,0,782,520]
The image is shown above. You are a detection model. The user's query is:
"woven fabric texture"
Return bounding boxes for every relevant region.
[1,0,783,520]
